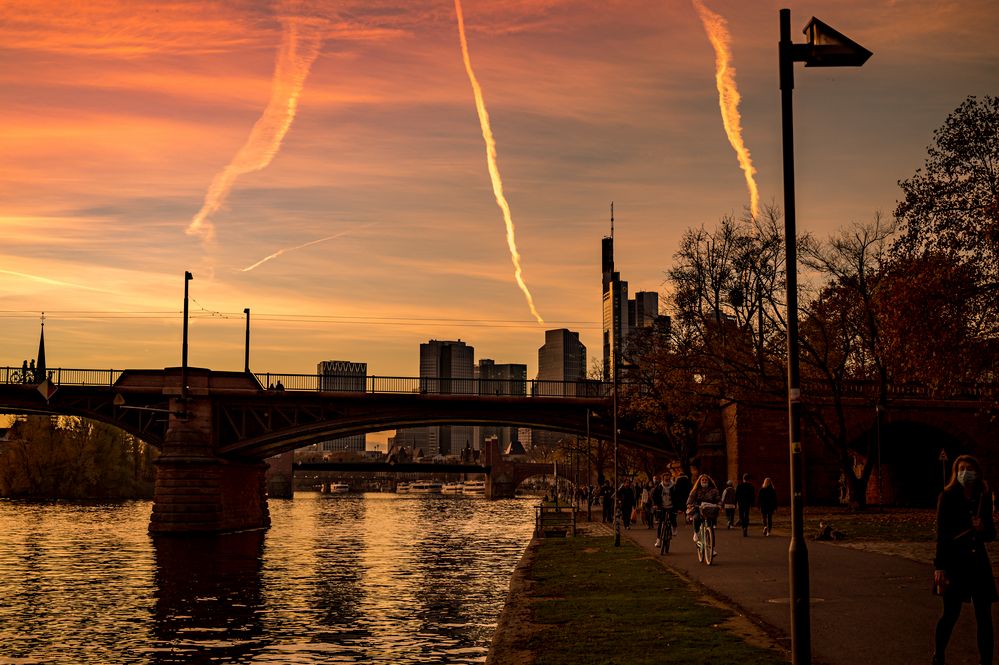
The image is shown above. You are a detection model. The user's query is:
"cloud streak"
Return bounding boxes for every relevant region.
[453,0,544,325]
[186,5,326,243]
[691,0,759,219]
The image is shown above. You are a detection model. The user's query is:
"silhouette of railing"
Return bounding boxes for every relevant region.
[0,367,121,387]
[0,367,609,398]
[256,373,610,398]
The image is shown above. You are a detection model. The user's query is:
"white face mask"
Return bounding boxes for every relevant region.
[699,481,708,488]
[957,469,977,486]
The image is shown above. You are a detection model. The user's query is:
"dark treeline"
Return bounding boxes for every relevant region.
[0,415,158,499]
[615,94,999,507]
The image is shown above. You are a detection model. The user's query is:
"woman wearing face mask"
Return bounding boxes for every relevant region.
[932,454,996,665]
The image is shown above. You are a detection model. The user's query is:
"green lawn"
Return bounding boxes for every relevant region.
[769,507,936,542]
[525,535,787,665]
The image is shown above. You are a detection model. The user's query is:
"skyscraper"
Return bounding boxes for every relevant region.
[314,360,367,452]
[534,329,586,449]
[538,329,587,392]
[601,211,660,379]
[419,339,475,456]
[477,359,527,451]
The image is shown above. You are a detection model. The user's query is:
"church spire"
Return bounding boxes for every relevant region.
[36,312,46,375]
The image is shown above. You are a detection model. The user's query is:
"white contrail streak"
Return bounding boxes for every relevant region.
[0,269,114,293]
[186,8,325,243]
[454,0,544,324]
[238,225,370,272]
[692,0,760,219]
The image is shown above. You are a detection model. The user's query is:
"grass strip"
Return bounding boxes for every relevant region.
[772,507,936,542]
[526,535,787,665]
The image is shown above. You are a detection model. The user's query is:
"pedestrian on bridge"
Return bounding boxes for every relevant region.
[932,454,996,665]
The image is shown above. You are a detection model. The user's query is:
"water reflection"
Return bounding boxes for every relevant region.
[0,494,535,664]
[151,530,265,663]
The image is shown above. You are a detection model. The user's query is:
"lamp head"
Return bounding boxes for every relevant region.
[801,17,872,67]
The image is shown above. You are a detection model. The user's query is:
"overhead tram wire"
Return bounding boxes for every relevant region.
[0,310,601,329]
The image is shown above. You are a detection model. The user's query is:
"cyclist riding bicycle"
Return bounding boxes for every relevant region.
[652,475,673,549]
[686,474,721,556]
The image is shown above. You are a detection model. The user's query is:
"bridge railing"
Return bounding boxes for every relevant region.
[1,367,122,387]
[253,373,612,398]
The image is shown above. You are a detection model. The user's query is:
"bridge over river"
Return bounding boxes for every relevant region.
[0,366,659,533]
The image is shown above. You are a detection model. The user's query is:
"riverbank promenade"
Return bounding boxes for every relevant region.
[622,520,998,665]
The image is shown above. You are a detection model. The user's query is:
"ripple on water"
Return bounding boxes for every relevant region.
[0,494,535,664]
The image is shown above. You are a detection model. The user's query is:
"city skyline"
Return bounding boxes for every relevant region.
[2,0,997,382]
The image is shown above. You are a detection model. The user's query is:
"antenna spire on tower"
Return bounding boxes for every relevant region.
[610,201,615,239]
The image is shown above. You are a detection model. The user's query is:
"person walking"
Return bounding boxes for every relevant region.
[601,481,614,523]
[652,475,670,548]
[721,480,737,529]
[639,481,653,529]
[618,479,636,529]
[671,472,692,527]
[932,454,996,665]
[758,477,777,536]
[735,473,755,536]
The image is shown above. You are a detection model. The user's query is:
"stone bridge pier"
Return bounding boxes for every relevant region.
[483,438,517,499]
[149,379,270,534]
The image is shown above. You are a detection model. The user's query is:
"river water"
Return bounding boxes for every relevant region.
[0,493,536,664]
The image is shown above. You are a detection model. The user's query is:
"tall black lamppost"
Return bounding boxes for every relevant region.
[243,308,251,373]
[778,9,871,664]
[586,409,592,522]
[613,352,620,547]
[181,271,193,399]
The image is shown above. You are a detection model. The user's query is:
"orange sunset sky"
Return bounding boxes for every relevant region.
[2,0,997,381]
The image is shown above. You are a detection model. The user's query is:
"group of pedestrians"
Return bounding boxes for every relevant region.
[581,456,997,665]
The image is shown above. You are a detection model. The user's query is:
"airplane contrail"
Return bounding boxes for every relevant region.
[186,7,325,243]
[692,0,760,219]
[0,269,114,293]
[454,0,544,325]
[238,225,372,272]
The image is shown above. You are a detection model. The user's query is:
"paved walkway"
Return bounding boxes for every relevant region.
[600,519,999,665]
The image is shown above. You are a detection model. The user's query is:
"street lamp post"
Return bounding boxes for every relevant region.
[181,271,193,399]
[778,9,871,665]
[613,357,620,547]
[586,409,592,522]
[244,308,251,373]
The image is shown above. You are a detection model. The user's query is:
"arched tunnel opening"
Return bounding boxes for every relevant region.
[852,420,964,508]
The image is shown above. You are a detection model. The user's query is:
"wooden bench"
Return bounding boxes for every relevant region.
[535,505,576,537]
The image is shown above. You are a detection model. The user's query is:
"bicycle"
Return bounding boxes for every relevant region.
[691,502,720,565]
[655,506,673,554]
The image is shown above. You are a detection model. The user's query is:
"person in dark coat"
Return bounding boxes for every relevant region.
[670,473,692,527]
[735,473,755,536]
[600,481,614,523]
[932,454,997,665]
[618,479,636,529]
[721,480,737,528]
[758,478,777,536]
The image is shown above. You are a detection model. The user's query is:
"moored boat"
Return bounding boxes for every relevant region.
[396,482,411,494]
[462,479,486,496]
[329,482,350,493]
[409,481,443,494]
[441,482,464,495]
